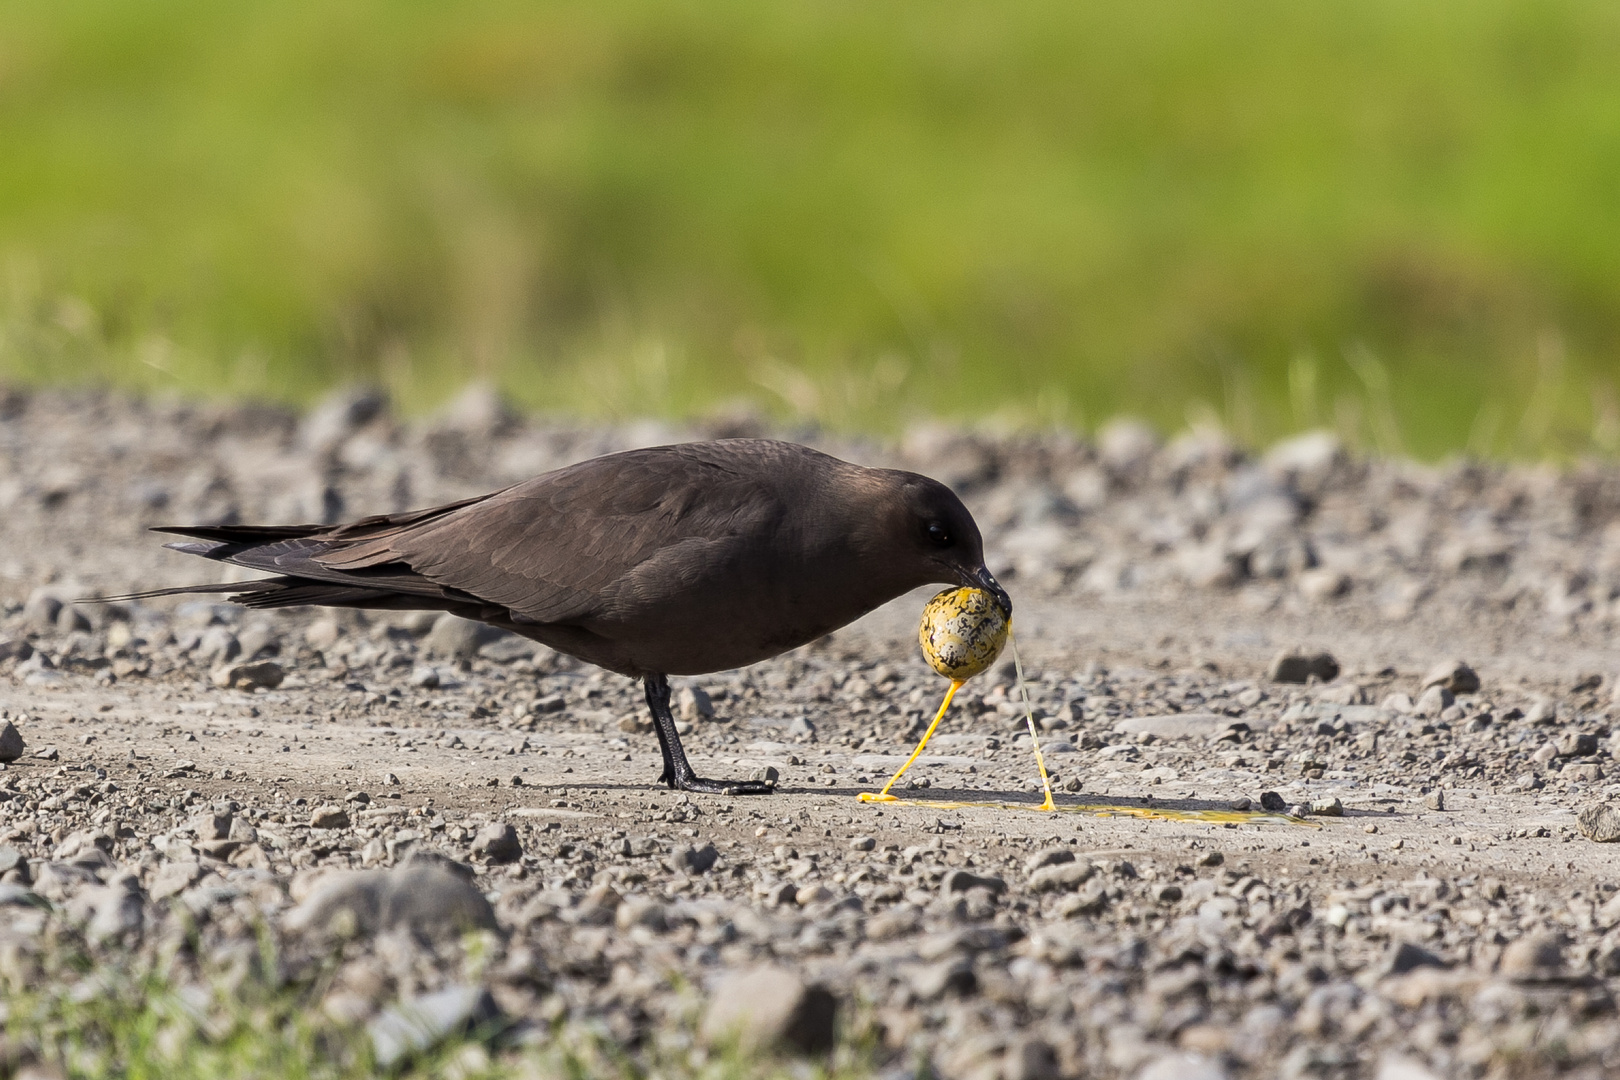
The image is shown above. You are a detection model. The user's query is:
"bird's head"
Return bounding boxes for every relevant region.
[881,472,1011,620]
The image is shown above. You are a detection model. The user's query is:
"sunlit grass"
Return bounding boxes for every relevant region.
[2,956,888,1080]
[2,0,1620,456]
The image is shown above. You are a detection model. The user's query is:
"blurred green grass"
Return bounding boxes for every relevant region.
[2,0,1619,456]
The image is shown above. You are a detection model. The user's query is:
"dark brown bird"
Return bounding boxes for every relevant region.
[136,439,1010,794]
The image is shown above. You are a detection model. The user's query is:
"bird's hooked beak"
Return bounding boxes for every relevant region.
[967,565,1012,620]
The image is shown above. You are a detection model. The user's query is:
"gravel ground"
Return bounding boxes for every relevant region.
[3,387,1620,1078]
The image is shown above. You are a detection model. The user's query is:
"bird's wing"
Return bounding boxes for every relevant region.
[313,444,785,625]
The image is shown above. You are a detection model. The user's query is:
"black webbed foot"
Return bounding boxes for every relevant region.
[667,773,776,796]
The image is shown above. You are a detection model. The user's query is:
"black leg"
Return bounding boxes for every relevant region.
[643,674,775,795]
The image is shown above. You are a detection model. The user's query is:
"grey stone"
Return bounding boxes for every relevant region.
[478,636,537,664]
[424,615,503,660]
[1413,685,1454,717]
[849,836,876,852]
[908,957,977,1000]
[677,842,719,874]
[24,589,63,634]
[1557,731,1598,757]
[235,623,280,660]
[677,685,715,722]
[615,897,667,931]
[702,966,837,1055]
[943,869,1006,895]
[1113,713,1255,740]
[211,661,284,690]
[150,861,205,901]
[1309,797,1343,816]
[302,385,387,454]
[1424,791,1445,811]
[196,626,240,665]
[1421,659,1480,695]
[191,813,232,841]
[369,985,501,1069]
[0,884,48,910]
[1268,651,1339,684]
[0,721,25,763]
[1029,861,1094,893]
[1004,1038,1062,1080]
[1024,848,1075,873]
[79,873,144,943]
[1524,697,1558,725]
[284,864,496,941]
[1386,941,1445,976]
[0,847,27,881]
[309,805,350,829]
[1098,417,1160,472]
[1577,802,1620,843]
[1500,934,1564,980]
[1137,1053,1230,1080]
[1375,1056,1443,1080]
[470,822,521,863]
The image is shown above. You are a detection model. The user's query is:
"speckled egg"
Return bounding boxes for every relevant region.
[918,586,1009,681]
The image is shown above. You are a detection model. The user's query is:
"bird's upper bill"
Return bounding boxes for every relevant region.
[967,564,1012,620]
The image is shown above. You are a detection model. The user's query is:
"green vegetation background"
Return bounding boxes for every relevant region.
[2,0,1619,457]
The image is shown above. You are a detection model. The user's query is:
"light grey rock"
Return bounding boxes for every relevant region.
[1114,713,1254,740]
[1268,651,1339,684]
[78,873,145,943]
[942,869,1006,895]
[677,843,719,875]
[1413,685,1454,717]
[302,385,387,454]
[211,661,284,690]
[702,966,837,1055]
[1557,731,1598,757]
[1025,848,1075,873]
[1098,417,1160,472]
[677,685,715,722]
[478,636,537,664]
[1137,1052,1229,1080]
[1004,1038,1062,1080]
[369,985,501,1069]
[235,623,280,660]
[1421,659,1480,694]
[1577,802,1620,843]
[424,615,503,660]
[1524,697,1558,725]
[908,957,977,1000]
[1375,1056,1443,1080]
[24,588,64,634]
[1500,934,1563,980]
[1029,861,1094,893]
[615,897,667,931]
[150,861,205,901]
[284,863,495,941]
[1297,568,1349,601]
[309,805,350,829]
[196,626,240,665]
[470,822,521,864]
[1385,941,1445,976]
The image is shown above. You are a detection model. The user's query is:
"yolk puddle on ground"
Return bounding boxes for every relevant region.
[862,618,1316,827]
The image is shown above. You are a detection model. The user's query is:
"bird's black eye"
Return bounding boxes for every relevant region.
[927,523,952,547]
